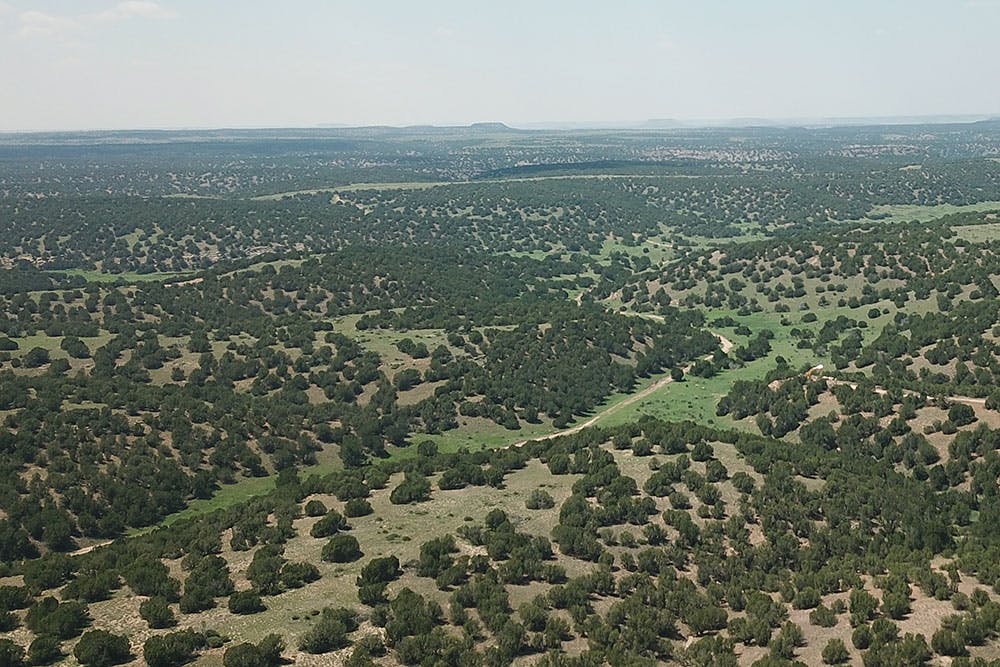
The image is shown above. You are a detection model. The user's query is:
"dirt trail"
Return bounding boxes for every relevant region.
[512,332,733,446]
[68,334,733,557]
[634,312,735,355]
[70,539,114,556]
[823,377,987,406]
[165,276,204,288]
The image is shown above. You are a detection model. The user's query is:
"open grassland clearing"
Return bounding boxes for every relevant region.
[49,268,196,283]
[953,220,1000,243]
[866,200,1000,224]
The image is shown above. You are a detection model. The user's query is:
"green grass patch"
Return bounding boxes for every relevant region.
[393,370,672,459]
[953,221,1000,243]
[603,351,801,430]
[253,181,448,200]
[864,201,1000,224]
[10,333,68,354]
[596,236,674,264]
[130,460,344,536]
[8,332,113,359]
[404,420,559,458]
[598,306,829,429]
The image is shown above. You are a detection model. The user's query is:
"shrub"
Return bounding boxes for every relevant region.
[256,635,284,667]
[691,441,713,462]
[0,610,17,632]
[808,604,837,627]
[310,511,348,538]
[948,403,976,427]
[731,472,755,494]
[23,347,50,368]
[299,608,356,654]
[0,639,25,667]
[358,584,388,607]
[358,556,401,586]
[343,498,373,517]
[222,635,283,667]
[60,336,90,359]
[303,500,327,517]
[124,558,181,600]
[851,625,871,650]
[222,644,265,667]
[792,587,820,609]
[28,635,63,666]
[669,491,691,509]
[0,586,31,612]
[525,489,555,510]
[179,555,234,613]
[849,588,878,626]
[73,630,131,667]
[822,637,849,664]
[228,591,265,615]
[416,536,457,578]
[139,597,176,629]
[322,535,362,563]
[931,628,967,657]
[25,597,90,640]
[22,554,74,594]
[280,562,320,589]
[63,572,119,603]
[390,474,431,505]
[881,591,911,620]
[143,630,205,667]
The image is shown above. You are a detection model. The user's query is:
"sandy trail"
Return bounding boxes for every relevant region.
[70,539,114,556]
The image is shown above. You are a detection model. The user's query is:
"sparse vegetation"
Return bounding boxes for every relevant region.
[4,124,1000,665]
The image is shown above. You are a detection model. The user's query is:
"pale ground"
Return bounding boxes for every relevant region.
[6,375,1000,666]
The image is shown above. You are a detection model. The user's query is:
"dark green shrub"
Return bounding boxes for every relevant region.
[525,489,555,510]
[322,535,362,563]
[0,639,25,667]
[343,499,373,517]
[139,597,176,629]
[822,637,849,664]
[143,630,205,667]
[303,500,327,517]
[28,635,63,666]
[228,591,265,615]
[73,630,131,667]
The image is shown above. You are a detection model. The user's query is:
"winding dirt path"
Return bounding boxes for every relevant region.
[67,335,734,557]
[822,377,987,406]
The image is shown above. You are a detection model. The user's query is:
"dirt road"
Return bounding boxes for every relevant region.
[511,333,734,446]
[822,376,987,406]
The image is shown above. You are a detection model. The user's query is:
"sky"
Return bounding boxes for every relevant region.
[0,0,998,131]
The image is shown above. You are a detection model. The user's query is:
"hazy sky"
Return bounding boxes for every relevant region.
[1,0,998,131]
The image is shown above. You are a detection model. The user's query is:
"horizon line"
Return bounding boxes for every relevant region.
[2,112,999,136]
